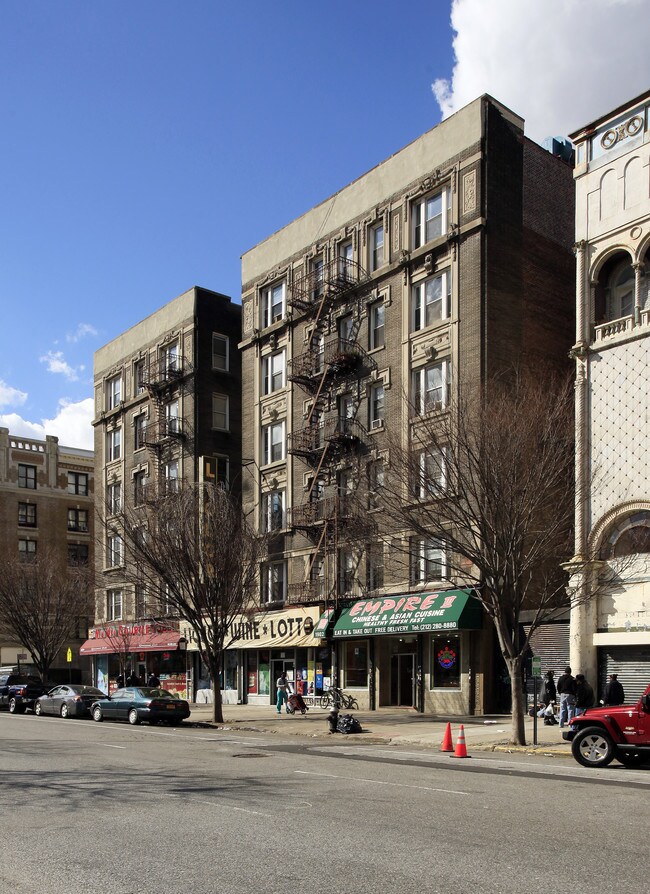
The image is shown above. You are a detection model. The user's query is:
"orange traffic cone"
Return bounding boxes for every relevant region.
[440,721,454,752]
[450,723,470,758]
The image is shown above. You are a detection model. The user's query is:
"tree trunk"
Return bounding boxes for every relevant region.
[211,667,224,724]
[507,656,526,745]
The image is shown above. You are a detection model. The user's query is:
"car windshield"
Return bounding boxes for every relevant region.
[80,687,105,697]
[9,676,38,685]
[141,688,172,699]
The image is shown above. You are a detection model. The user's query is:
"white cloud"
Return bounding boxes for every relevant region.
[40,350,80,381]
[66,323,98,344]
[433,0,650,143]
[0,380,28,410]
[0,397,94,450]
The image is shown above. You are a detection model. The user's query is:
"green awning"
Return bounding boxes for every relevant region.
[332,589,483,638]
[313,608,336,638]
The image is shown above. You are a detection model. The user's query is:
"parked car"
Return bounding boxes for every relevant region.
[90,687,191,726]
[0,673,48,713]
[563,683,650,767]
[34,685,107,718]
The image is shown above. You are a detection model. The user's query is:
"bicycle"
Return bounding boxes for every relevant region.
[318,687,358,710]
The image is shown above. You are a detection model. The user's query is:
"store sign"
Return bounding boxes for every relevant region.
[88,621,179,640]
[183,607,322,651]
[332,589,482,638]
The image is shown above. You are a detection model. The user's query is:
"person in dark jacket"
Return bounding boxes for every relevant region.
[147,672,160,688]
[574,674,595,716]
[557,666,577,728]
[603,673,625,706]
[540,670,556,706]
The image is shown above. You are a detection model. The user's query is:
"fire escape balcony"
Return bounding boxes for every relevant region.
[142,357,194,394]
[286,580,329,605]
[287,337,376,392]
[323,416,368,454]
[288,258,371,315]
[143,418,186,449]
[287,423,325,461]
[288,496,354,533]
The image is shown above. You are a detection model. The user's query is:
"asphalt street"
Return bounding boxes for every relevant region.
[1,712,648,894]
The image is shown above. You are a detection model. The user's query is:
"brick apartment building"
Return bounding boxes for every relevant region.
[236,95,575,714]
[0,427,94,679]
[87,286,241,698]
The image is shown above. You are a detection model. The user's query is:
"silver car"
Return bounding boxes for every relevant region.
[34,685,106,718]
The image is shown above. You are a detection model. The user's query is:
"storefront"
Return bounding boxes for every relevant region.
[183,607,325,706]
[331,589,485,714]
[80,622,187,696]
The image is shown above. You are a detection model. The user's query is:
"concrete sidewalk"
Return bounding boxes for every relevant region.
[186,702,572,755]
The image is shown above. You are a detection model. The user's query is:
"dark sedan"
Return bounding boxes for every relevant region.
[34,685,107,718]
[90,687,191,726]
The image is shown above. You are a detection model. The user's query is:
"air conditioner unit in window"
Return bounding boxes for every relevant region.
[370,418,383,430]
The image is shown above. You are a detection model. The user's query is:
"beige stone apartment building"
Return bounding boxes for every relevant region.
[0,427,94,679]
[238,95,575,715]
[568,90,650,701]
[88,286,241,698]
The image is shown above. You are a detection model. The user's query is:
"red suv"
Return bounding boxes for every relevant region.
[563,683,650,768]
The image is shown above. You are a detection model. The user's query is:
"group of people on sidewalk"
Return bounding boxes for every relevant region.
[536,667,625,727]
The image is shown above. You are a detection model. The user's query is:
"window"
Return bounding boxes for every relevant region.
[262,561,287,603]
[261,281,286,328]
[338,392,354,421]
[368,459,384,510]
[412,187,451,248]
[18,503,36,527]
[261,489,286,532]
[68,543,89,566]
[366,546,384,591]
[67,471,88,495]
[67,509,89,532]
[165,399,180,435]
[135,584,147,618]
[107,534,124,567]
[411,538,446,584]
[107,589,123,621]
[412,271,451,330]
[164,460,179,493]
[339,241,353,281]
[412,361,450,414]
[18,464,36,489]
[212,394,229,431]
[18,539,37,561]
[344,641,368,688]
[134,359,146,396]
[106,375,122,411]
[338,314,354,351]
[162,342,179,375]
[369,224,384,271]
[606,261,635,321]
[432,634,461,689]
[312,258,324,299]
[339,549,355,594]
[212,334,229,371]
[107,428,121,462]
[262,350,286,394]
[414,448,447,499]
[369,300,385,349]
[107,482,121,515]
[134,414,147,449]
[262,421,285,465]
[133,471,148,506]
[369,383,385,429]
[309,556,326,598]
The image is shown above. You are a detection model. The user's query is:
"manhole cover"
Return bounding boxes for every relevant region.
[231,753,268,758]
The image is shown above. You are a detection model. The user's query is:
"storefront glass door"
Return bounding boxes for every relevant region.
[390,653,415,707]
[270,658,294,705]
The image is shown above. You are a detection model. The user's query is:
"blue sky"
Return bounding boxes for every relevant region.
[1,0,648,449]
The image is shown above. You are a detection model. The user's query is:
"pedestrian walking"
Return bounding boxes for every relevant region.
[116,673,125,689]
[126,670,140,687]
[557,666,577,728]
[275,671,292,714]
[574,673,595,717]
[147,672,160,688]
[603,673,625,706]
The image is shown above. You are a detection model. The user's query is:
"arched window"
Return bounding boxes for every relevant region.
[605,260,634,321]
[601,511,650,559]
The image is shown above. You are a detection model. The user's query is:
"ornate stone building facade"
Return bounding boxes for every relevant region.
[569,91,650,701]
[239,95,575,714]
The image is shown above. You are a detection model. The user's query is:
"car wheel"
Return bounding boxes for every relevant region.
[128,708,141,725]
[60,704,70,719]
[571,726,616,768]
[34,702,43,716]
[92,706,103,722]
[8,698,23,714]
[616,749,650,767]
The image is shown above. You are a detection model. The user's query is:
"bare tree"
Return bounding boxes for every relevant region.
[380,369,588,745]
[0,547,93,682]
[116,482,263,724]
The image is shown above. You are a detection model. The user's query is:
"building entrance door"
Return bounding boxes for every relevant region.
[270,658,294,707]
[390,653,415,707]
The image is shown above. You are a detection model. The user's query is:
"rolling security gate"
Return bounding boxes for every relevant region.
[598,646,650,704]
[525,623,570,676]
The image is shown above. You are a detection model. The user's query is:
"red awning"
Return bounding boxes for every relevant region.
[79,631,185,656]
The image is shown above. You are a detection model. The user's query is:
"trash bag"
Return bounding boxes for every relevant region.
[336,713,362,734]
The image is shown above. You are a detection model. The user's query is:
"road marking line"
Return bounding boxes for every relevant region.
[96,743,126,749]
[295,769,468,795]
